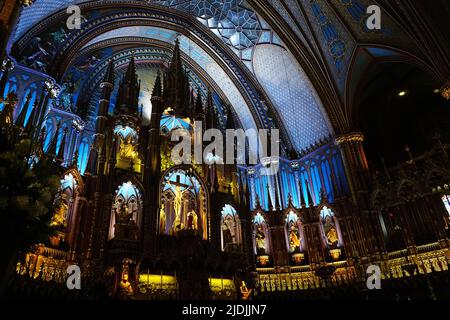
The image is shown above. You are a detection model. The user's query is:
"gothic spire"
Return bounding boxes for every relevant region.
[115,55,140,116]
[205,89,214,129]
[194,89,203,118]
[298,179,306,208]
[103,59,115,85]
[152,70,163,98]
[163,38,190,117]
[170,37,183,73]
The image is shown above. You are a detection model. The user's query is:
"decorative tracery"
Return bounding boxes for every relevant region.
[109,181,143,240]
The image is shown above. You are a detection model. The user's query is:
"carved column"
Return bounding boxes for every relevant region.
[335,133,370,204]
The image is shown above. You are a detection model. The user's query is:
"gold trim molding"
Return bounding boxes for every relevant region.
[335,133,365,145]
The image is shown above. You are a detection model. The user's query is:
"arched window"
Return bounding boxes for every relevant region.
[220,204,242,251]
[109,181,142,240]
[160,168,208,240]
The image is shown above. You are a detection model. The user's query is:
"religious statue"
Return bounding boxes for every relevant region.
[118,272,134,298]
[324,216,339,247]
[240,281,252,300]
[159,204,166,234]
[289,225,301,253]
[51,202,68,227]
[119,135,138,159]
[222,220,233,248]
[255,227,266,255]
[167,181,192,232]
[115,201,132,224]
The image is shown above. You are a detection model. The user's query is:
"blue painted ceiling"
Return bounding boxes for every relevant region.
[10,0,411,152]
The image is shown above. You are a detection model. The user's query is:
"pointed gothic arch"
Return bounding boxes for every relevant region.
[220,204,242,252]
[159,165,209,240]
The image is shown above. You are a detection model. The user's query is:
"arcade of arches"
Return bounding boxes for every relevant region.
[0,0,450,300]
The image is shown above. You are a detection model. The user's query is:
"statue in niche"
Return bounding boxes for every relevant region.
[255,227,266,255]
[187,209,198,230]
[159,203,166,234]
[115,200,133,224]
[51,201,68,227]
[324,216,339,248]
[167,181,192,232]
[119,135,138,159]
[222,216,235,248]
[288,224,301,253]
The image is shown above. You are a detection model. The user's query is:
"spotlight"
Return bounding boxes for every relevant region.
[397,91,407,97]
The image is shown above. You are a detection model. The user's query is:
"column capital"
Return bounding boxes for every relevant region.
[335,132,365,145]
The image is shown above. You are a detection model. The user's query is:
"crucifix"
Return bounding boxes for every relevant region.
[167,175,192,231]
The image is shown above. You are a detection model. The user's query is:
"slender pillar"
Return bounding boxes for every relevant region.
[335,133,370,204]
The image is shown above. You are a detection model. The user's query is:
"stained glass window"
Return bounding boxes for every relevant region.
[156,0,263,51]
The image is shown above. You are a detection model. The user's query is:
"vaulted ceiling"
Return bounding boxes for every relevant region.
[8,0,445,155]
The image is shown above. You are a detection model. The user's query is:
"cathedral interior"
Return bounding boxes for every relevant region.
[0,0,450,301]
